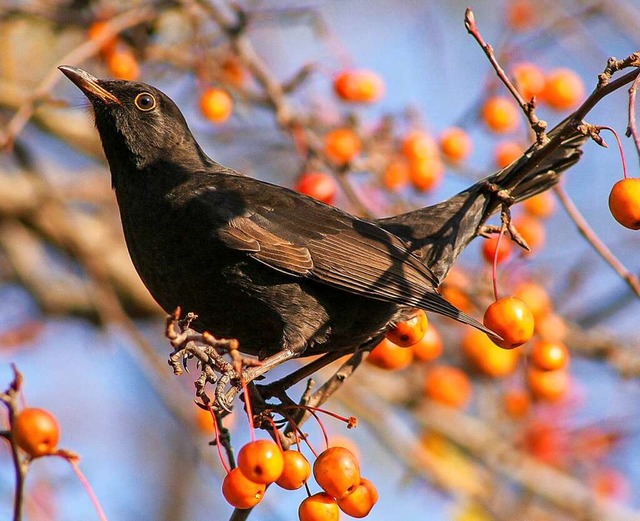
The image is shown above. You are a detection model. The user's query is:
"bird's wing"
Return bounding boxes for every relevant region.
[216,198,479,325]
[218,216,314,275]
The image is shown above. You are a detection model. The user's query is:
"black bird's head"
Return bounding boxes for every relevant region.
[58,66,212,184]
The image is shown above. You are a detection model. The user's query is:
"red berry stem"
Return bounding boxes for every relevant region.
[277,410,320,459]
[599,126,629,179]
[492,224,506,302]
[296,405,357,427]
[241,379,256,443]
[305,408,330,450]
[65,457,109,521]
[206,405,231,474]
[264,415,284,452]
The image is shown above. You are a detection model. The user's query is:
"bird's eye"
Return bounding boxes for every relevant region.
[134,92,156,111]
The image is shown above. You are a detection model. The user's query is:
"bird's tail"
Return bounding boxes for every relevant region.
[376,117,589,282]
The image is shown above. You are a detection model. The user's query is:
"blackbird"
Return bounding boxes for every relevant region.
[59,66,587,360]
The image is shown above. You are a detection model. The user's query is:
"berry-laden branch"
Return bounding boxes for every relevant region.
[0,7,153,150]
[194,0,375,218]
[1,368,111,521]
[464,10,640,301]
[464,8,548,146]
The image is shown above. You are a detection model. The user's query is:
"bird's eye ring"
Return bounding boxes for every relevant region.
[134,92,157,111]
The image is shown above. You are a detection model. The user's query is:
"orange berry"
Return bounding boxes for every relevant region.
[513,281,552,321]
[222,467,265,509]
[237,439,284,484]
[530,340,569,371]
[523,191,556,219]
[366,337,413,370]
[440,285,472,313]
[482,96,520,134]
[591,468,630,501]
[299,493,340,521]
[440,269,473,312]
[195,406,215,433]
[536,312,568,342]
[328,437,361,463]
[295,172,338,205]
[221,56,247,87]
[483,296,535,349]
[461,329,519,377]
[439,127,473,163]
[402,130,438,161]
[408,156,444,192]
[507,0,538,31]
[494,140,524,168]
[512,62,545,101]
[382,159,410,191]
[106,47,140,80]
[424,365,472,408]
[503,389,531,418]
[313,446,361,498]
[199,87,233,124]
[386,309,429,347]
[542,69,586,111]
[324,128,361,165]
[13,408,60,457]
[337,478,379,518]
[411,325,443,362]
[608,178,640,230]
[522,421,567,465]
[87,20,118,55]
[481,234,513,264]
[513,214,546,253]
[333,69,385,103]
[276,450,311,490]
[527,367,569,402]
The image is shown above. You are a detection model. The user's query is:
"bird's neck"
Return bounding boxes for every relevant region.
[103,137,214,198]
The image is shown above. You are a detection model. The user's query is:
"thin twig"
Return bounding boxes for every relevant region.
[0,365,28,521]
[553,185,640,297]
[625,72,640,160]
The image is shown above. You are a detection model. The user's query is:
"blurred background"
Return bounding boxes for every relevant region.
[1,0,640,520]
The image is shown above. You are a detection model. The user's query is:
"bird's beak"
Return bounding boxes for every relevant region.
[58,65,121,105]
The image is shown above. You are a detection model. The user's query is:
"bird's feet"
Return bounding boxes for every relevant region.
[165,308,299,412]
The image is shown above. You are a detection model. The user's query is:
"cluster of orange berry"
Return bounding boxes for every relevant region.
[484,63,586,170]
[88,20,140,81]
[377,128,450,194]
[364,263,576,407]
[90,20,241,125]
[220,436,377,519]
[366,310,442,370]
[197,58,247,125]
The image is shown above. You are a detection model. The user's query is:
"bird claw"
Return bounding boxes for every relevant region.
[214,374,235,413]
[165,312,300,413]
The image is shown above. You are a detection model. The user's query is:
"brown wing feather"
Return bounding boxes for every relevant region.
[219,216,313,275]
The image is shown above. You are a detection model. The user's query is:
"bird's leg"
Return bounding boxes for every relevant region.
[165,308,245,411]
[165,308,304,411]
[165,309,238,377]
[257,350,352,400]
[219,348,300,408]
